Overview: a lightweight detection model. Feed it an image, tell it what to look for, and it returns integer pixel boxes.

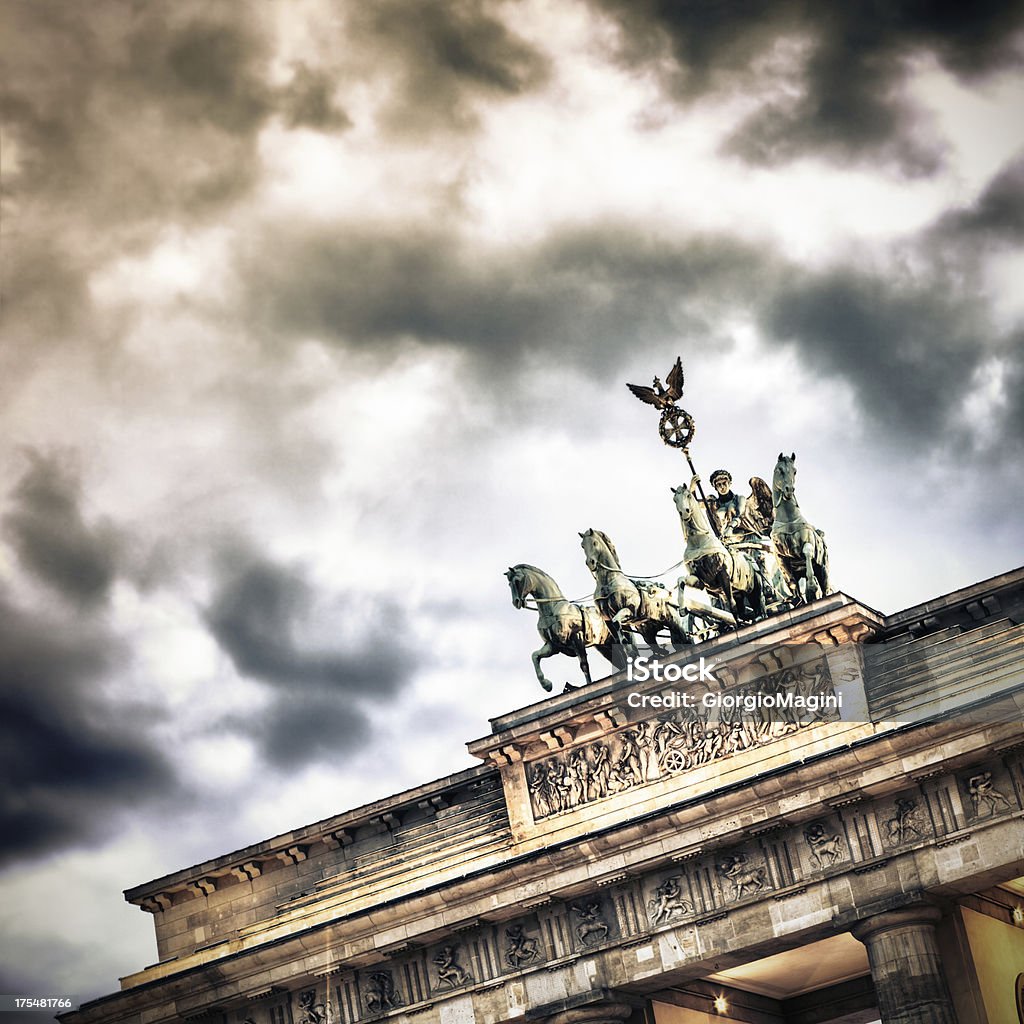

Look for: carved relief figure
[590,743,611,799]
[619,728,645,784]
[433,945,472,989]
[297,990,326,1024]
[608,747,637,792]
[528,764,551,819]
[803,822,844,868]
[967,771,1012,816]
[570,748,590,805]
[884,797,925,846]
[571,901,610,945]
[365,971,400,1013]
[647,877,694,924]
[504,925,541,967]
[716,853,768,900]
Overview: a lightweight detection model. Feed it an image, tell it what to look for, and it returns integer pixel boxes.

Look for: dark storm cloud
[239,220,768,374]
[2,2,277,225]
[280,62,352,132]
[237,210,1022,454]
[767,267,994,439]
[933,153,1024,246]
[589,0,1024,172]
[205,549,415,766]
[0,591,173,866]
[205,552,412,693]
[1002,335,1024,445]
[346,0,549,134]
[244,695,372,769]
[2,452,122,608]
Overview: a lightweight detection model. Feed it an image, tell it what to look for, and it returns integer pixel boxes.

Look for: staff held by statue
[625,357,721,540]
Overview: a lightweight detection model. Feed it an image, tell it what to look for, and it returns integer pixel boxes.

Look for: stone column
[543,1002,635,1024]
[851,904,959,1024]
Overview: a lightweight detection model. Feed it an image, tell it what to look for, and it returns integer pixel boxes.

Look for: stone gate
[61,568,1024,1024]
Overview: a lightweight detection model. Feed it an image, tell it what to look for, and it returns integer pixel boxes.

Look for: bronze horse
[506,563,621,691]
[771,453,829,603]
[580,528,691,655]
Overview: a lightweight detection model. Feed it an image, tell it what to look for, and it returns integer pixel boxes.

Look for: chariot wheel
[658,407,695,449]
[662,749,686,773]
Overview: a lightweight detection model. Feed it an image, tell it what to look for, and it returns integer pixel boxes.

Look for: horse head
[671,478,701,524]
[579,528,619,572]
[672,478,714,540]
[773,452,797,502]
[505,566,525,608]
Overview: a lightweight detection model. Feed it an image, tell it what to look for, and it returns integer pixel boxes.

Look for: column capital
[850,902,943,942]
[543,1004,634,1024]
[527,990,639,1024]
[850,901,956,1024]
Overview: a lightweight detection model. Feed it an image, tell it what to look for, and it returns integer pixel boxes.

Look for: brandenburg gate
[61,362,1024,1024]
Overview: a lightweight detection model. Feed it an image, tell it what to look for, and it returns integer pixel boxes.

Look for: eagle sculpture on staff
[626,355,685,410]
[626,356,694,449]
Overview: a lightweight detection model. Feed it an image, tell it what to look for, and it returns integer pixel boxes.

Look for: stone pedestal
[851,904,958,1024]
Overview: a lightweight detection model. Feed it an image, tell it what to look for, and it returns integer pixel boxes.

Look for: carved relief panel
[526,657,838,821]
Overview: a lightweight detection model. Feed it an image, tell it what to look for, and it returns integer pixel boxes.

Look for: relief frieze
[527,657,837,820]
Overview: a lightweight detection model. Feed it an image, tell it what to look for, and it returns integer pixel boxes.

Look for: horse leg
[814,536,830,596]
[777,550,800,606]
[717,569,739,622]
[573,635,593,688]
[748,569,766,620]
[532,642,557,692]
[640,622,668,657]
[599,642,627,671]
[667,607,692,647]
[611,608,640,663]
[802,540,821,601]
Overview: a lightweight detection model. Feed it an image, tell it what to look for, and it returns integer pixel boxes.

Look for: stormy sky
[1,0,1023,1003]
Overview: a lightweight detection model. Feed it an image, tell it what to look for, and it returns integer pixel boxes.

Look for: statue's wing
[664,357,684,402]
[747,476,774,531]
[627,383,663,407]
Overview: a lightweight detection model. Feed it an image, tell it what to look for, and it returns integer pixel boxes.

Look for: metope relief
[803,820,846,870]
[881,795,930,848]
[647,876,694,924]
[297,990,326,1024]
[432,945,472,989]
[527,659,837,820]
[365,971,401,1014]
[504,924,541,968]
[963,770,1013,819]
[715,852,769,901]
[571,900,611,947]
